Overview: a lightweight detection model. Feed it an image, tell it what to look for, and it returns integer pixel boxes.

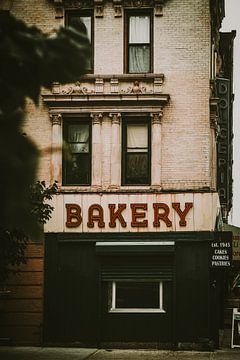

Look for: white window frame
[109,281,165,313]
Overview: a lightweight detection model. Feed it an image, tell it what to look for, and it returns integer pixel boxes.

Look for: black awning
[95,241,175,255]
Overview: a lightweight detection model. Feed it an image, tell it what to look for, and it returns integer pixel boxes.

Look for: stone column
[91,113,102,188]
[101,114,112,188]
[110,113,121,188]
[151,110,163,188]
[50,113,62,184]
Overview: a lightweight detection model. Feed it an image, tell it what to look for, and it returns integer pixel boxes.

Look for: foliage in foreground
[0,181,58,283]
[0,12,90,281]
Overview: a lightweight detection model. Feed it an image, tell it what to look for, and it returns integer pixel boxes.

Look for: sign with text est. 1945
[210,234,232,268]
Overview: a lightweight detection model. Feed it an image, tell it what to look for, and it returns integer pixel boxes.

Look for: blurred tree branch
[0,11,90,280]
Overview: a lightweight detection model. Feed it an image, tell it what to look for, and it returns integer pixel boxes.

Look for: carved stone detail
[113,0,123,17]
[63,0,93,8]
[50,0,169,15]
[123,0,168,14]
[151,111,163,124]
[95,78,104,93]
[94,0,104,16]
[48,76,165,96]
[52,82,60,94]
[154,77,164,93]
[124,80,146,94]
[110,78,119,93]
[109,113,121,125]
[91,112,103,124]
[154,0,164,16]
[54,6,64,19]
[60,81,91,95]
[50,113,62,126]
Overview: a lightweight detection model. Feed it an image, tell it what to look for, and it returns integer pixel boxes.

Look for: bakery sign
[65,202,193,229]
[44,192,220,233]
[210,232,232,268]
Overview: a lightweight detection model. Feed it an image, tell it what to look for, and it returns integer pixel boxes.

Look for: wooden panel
[10,259,44,272]
[0,326,41,345]
[0,285,43,299]
[0,299,42,312]
[0,312,42,326]
[24,243,44,258]
[4,272,43,286]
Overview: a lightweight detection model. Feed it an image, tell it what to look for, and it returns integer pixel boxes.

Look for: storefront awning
[95,241,175,254]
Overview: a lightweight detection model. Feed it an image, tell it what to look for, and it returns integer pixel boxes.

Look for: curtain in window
[68,124,89,153]
[129,15,150,73]
[129,16,150,44]
[126,153,148,183]
[127,124,148,151]
[129,46,150,73]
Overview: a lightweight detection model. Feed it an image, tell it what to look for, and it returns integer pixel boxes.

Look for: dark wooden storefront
[43,232,231,349]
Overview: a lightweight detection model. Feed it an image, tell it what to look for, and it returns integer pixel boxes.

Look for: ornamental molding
[151,111,163,124]
[50,0,169,17]
[90,112,103,124]
[50,113,62,125]
[109,112,121,125]
[50,75,164,96]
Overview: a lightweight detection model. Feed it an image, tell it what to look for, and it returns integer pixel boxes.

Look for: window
[63,120,91,185]
[109,281,165,313]
[122,119,151,185]
[125,11,152,73]
[66,11,93,72]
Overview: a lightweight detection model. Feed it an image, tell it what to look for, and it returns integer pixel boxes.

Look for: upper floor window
[63,119,91,185]
[122,118,151,185]
[66,11,93,72]
[125,11,152,73]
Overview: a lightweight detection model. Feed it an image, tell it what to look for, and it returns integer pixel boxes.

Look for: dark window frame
[122,117,151,186]
[124,9,153,74]
[62,117,92,186]
[65,9,94,73]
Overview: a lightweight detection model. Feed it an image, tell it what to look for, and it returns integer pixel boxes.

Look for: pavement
[0,347,240,360]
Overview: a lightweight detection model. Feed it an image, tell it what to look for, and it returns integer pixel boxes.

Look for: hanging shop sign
[216,78,231,207]
[210,236,232,268]
[44,192,220,233]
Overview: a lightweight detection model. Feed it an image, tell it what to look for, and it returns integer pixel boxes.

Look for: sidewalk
[0,347,240,360]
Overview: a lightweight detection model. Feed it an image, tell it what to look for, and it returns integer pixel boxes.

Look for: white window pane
[129,16,150,44]
[80,16,91,42]
[127,124,148,149]
[129,45,150,73]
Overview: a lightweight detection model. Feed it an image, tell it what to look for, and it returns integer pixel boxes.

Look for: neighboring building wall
[0,243,43,345]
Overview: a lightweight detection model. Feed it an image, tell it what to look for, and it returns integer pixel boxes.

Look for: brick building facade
[0,0,235,349]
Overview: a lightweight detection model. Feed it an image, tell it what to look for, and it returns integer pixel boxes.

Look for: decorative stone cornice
[50,113,62,126]
[150,111,163,124]
[90,112,103,124]
[46,74,165,96]
[109,113,121,125]
[50,0,169,17]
